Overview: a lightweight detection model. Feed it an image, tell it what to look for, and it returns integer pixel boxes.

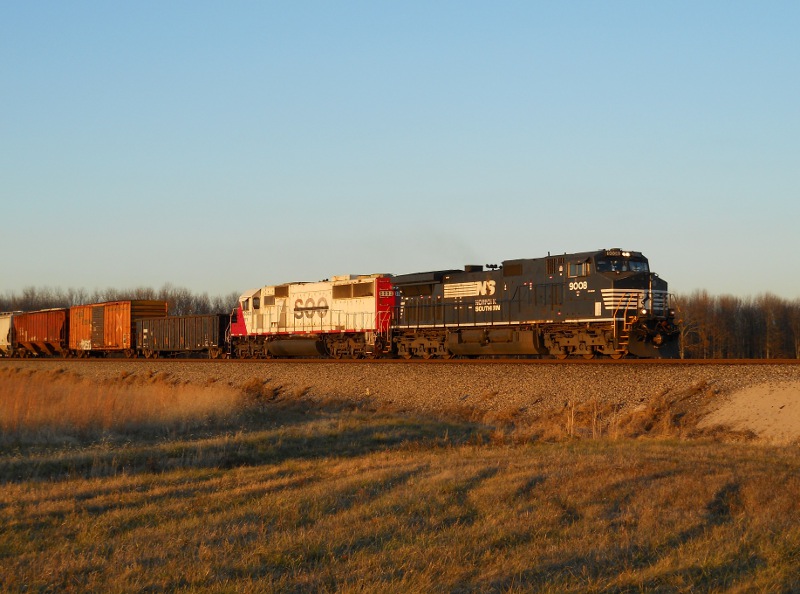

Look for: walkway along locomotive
[230,248,679,359]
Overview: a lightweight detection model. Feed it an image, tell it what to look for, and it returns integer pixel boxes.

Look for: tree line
[675,291,800,359]
[0,285,240,317]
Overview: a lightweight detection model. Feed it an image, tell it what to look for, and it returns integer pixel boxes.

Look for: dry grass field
[2,366,800,592]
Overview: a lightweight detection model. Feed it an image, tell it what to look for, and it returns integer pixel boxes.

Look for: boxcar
[69,300,168,357]
[136,314,229,358]
[12,309,70,357]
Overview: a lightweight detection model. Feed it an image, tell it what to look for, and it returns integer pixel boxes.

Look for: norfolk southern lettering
[475,298,501,312]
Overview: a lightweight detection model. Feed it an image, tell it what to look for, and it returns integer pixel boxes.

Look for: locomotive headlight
[641,308,648,316]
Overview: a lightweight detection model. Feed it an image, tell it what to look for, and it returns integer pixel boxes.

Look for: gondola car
[136,314,229,358]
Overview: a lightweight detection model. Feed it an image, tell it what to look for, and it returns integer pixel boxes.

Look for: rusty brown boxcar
[12,308,69,357]
[136,314,229,358]
[69,300,168,357]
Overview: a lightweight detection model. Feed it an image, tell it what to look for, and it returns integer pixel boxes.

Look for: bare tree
[1,285,240,318]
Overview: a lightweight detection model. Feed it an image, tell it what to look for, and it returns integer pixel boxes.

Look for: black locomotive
[392,248,678,359]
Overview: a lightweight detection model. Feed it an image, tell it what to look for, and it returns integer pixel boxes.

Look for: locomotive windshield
[595,257,649,273]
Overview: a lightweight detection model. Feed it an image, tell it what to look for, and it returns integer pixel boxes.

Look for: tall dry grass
[0,367,245,445]
[2,368,800,591]
[2,436,800,592]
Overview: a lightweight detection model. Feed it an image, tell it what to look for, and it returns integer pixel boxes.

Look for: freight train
[0,248,679,359]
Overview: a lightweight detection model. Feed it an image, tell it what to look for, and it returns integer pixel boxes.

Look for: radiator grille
[601,289,669,313]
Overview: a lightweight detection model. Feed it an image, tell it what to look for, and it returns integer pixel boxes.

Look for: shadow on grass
[484,478,763,593]
[0,405,488,483]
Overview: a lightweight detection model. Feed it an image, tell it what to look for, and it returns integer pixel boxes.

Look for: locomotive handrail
[252,306,387,334]
[612,291,639,342]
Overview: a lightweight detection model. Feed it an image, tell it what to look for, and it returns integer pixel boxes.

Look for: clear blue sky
[2,2,798,299]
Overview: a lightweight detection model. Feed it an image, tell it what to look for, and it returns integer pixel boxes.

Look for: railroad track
[2,357,799,366]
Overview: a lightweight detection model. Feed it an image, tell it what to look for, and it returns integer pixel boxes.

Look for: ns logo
[479,280,496,296]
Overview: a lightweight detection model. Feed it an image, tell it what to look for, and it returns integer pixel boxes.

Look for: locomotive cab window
[595,258,649,273]
[252,297,260,310]
[242,299,250,311]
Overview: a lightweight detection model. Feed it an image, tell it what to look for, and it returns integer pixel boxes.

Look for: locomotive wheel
[609,353,623,360]
[582,354,595,360]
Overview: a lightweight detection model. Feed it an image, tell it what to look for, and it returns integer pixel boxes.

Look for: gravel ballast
[4,360,799,423]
